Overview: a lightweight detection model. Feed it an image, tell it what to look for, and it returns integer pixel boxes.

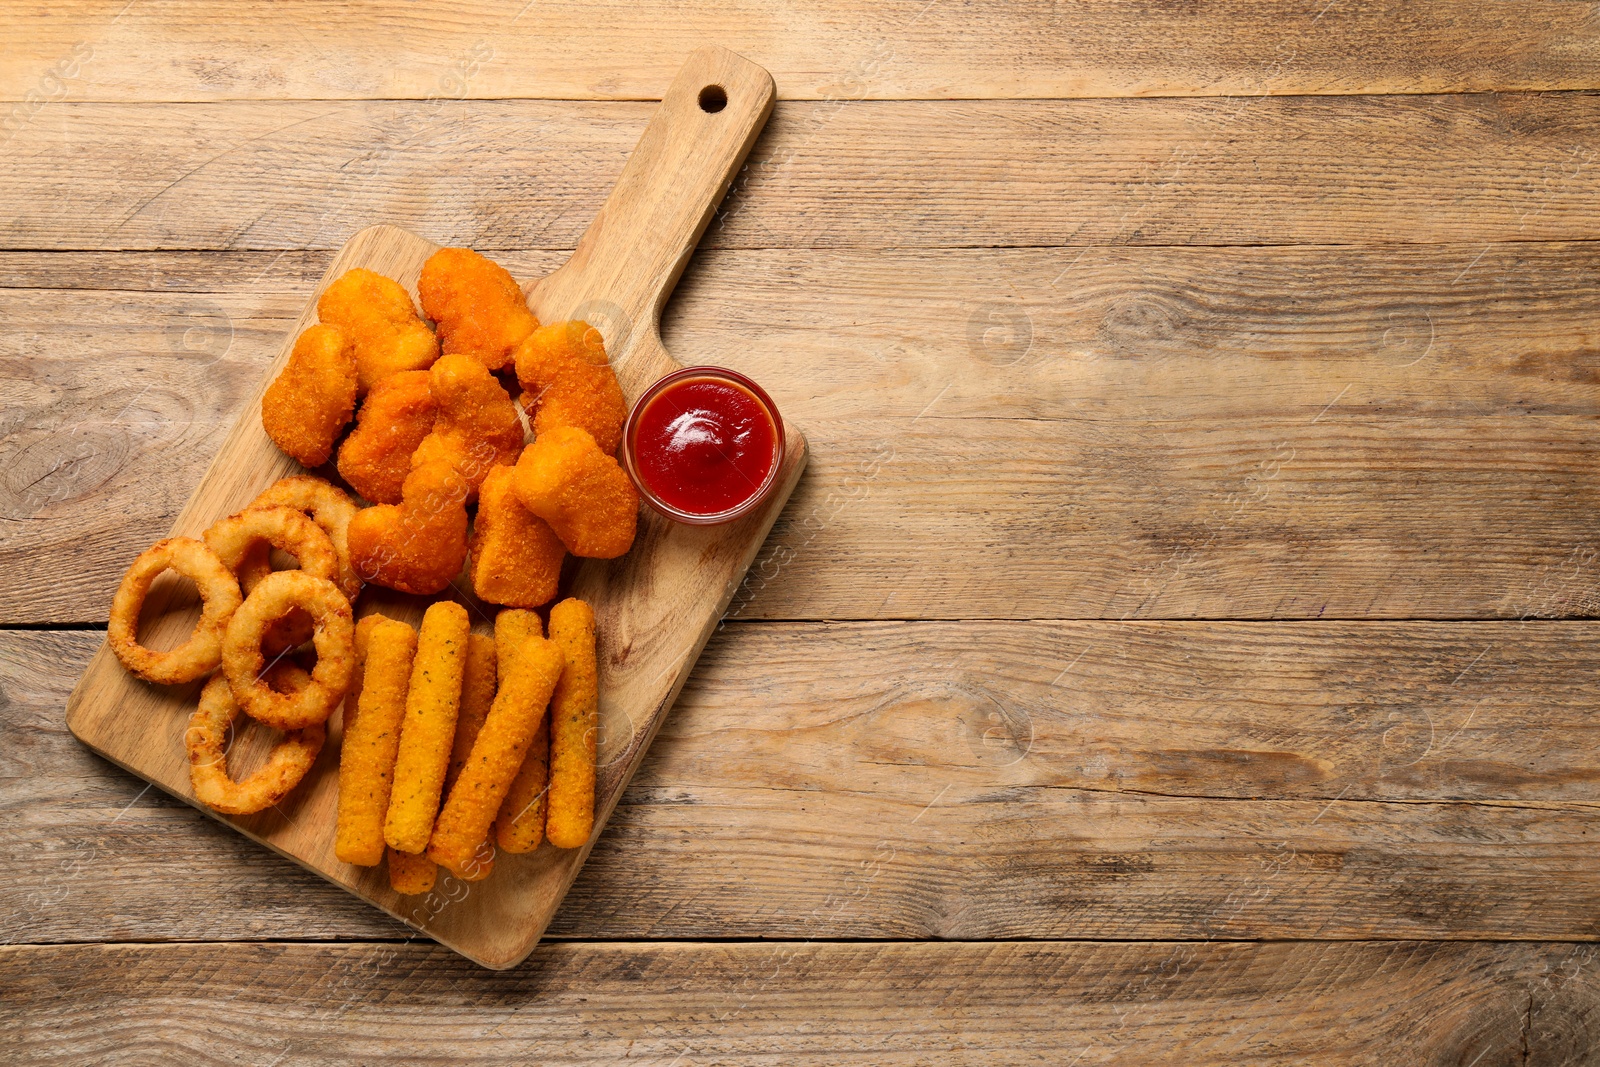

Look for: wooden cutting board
[65,46,805,970]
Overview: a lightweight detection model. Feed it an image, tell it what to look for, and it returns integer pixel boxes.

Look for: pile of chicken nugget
[106,248,636,895]
[271,246,638,593]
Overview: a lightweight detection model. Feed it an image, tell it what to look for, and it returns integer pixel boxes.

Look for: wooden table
[5,3,1600,1062]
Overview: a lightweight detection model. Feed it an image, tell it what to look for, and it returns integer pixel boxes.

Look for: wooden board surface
[60,47,806,969]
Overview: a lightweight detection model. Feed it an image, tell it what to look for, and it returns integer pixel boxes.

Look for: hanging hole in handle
[698,84,727,113]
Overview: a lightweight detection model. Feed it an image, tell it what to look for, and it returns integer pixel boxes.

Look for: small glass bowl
[620,365,786,526]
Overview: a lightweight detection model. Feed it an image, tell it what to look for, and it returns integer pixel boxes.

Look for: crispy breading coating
[492,610,548,853]
[336,617,418,866]
[428,634,562,878]
[316,268,439,394]
[387,846,437,895]
[344,612,390,730]
[468,464,564,608]
[337,369,438,505]
[384,601,469,854]
[512,425,639,559]
[446,633,498,794]
[187,673,325,816]
[204,505,340,590]
[205,502,341,659]
[545,598,599,849]
[513,320,627,455]
[418,248,538,371]
[242,476,364,601]
[220,570,355,732]
[346,460,470,595]
[108,537,242,685]
[262,323,358,467]
[493,609,543,661]
[410,354,526,497]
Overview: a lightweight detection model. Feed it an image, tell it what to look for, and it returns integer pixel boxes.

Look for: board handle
[531,47,775,379]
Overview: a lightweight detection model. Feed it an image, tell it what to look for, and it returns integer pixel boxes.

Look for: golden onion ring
[222,570,355,730]
[238,476,363,600]
[185,672,325,815]
[107,537,243,684]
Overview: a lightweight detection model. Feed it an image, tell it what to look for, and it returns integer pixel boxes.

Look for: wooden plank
[8,241,1600,624]
[14,625,1600,944]
[2,939,1590,1064]
[7,95,1600,251]
[4,632,401,944]
[4,0,1598,103]
[13,241,1600,421]
[63,49,807,970]
[8,408,1600,623]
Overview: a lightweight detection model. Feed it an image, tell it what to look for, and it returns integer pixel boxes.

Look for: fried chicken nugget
[512,425,638,559]
[262,324,358,467]
[316,268,439,394]
[492,610,549,853]
[418,248,538,371]
[385,601,469,854]
[428,633,562,879]
[468,464,564,608]
[513,320,628,455]
[336,616,417,866]
[545,598,599,849]
[346,460,469,595]
[410,354,526,497]
[336,369,438,505]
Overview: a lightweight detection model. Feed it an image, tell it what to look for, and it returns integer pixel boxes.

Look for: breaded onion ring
[108,537,244,684]
[207,504,342,656]
[238,476,364,600]
[205,505,340,589]
[222,570,355,730]
[185,673,325,815]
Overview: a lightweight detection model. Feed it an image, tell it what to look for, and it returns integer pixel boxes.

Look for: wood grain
[17,625,1600,944]
[4,0,1598,102]
[9,0,1600,1053]
[62,48,807,969]
[11,408,1600,623]
[9,94,1600,251]
[10,236,1600,626]
[4,940,1594,1064]
[15,241,1600,421]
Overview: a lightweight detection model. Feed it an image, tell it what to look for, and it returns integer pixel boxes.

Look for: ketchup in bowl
[622,367,785,525]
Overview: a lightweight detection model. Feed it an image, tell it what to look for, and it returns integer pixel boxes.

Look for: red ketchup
[625,368,783,523]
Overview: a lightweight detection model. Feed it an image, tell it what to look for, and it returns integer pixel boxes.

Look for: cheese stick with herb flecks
[545,598,598,849]
[384,601,469,854]
[492,609,548,853]
[335,616,416,866]
[429,634,562,878]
